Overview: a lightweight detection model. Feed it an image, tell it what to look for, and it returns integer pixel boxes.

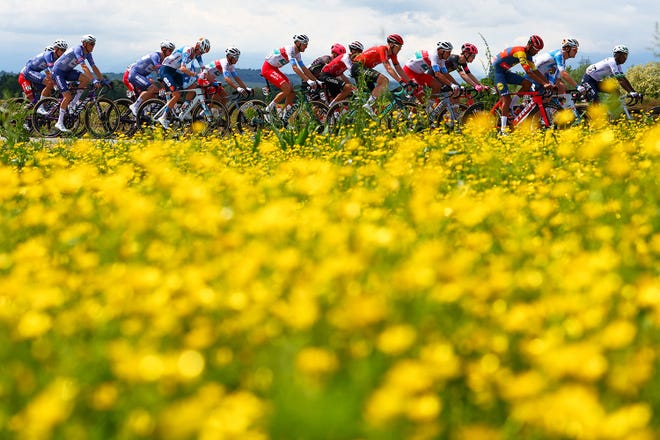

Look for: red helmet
[461,43,478,55]
[527,35,544,50]
[331,43,346,56]
[386,34,404,45]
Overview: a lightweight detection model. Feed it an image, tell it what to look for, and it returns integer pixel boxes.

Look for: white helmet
[613,44,629,54]
[349,41,364,52]
[160,40,175,51]
[196,37,211,53]
[436,41,453,51]
[561,38,579,48]
[293,34,310,44]
[44,45,54,52]
[53,39,68,50]
[225,47,241,58]
[81,34,96,44]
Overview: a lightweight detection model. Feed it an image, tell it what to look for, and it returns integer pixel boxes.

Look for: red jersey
[355,45,399,69]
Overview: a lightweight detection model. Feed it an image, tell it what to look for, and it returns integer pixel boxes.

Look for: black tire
[235,99,268,133]
[433,103,468,131]
[84,98,120,138]
[384,102,424,133]
[325,100,354,135]
[32,97,61,137]
[527,103,562,130]
[136,98,166,131]
[114,98,138,137]
[288,100,328,133]
[191,99,230,136]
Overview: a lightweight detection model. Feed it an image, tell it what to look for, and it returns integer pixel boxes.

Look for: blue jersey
[131,51,162,76]
[161,46,203,71]
[534,49,565,77]
[24,50,57,73]
[53,45,95,73]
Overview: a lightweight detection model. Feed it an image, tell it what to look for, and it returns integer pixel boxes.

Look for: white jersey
[404,49,447,74]
[585,57,625,81]
[265,45,304,68]
[206,58,238,80]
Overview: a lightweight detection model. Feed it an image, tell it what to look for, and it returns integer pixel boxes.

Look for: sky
[1,0,658,78]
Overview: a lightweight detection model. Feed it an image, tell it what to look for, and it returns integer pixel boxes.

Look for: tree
[626,62,660,98]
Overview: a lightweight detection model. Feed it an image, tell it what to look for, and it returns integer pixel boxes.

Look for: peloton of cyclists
[51,34,111,132]
[319,41,364,107]
[18,40,68,104]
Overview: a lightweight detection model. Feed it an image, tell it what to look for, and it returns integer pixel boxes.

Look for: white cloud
[2,0,657,77]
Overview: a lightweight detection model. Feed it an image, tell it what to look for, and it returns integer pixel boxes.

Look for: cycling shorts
[159,65,183,91]
[52,69,81,93]
[403,66,436,88]
[493,66,525,96]
[350,62,381,91]
[318,72,347,99]
[128,69,152,92]
[261,61,290,89]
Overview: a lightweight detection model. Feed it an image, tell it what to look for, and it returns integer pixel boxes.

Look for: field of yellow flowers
[1,111,659,439]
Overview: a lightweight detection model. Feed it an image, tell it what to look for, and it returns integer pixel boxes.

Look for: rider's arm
[560,70,577,88]
[617,76,636,93]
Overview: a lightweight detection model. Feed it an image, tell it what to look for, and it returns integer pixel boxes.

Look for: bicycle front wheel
[384,102,424,133]
[114,97,138,137]
[84,98,120,138]
[32,97,61,137]
[235,99,267,133]
[433,103,468,132]
[136,99,166,131]
[192,100,230,136]
[325,100,354,135]
[288,100,328,133]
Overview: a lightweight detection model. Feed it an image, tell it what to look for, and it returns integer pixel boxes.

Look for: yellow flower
[377,324,417,355]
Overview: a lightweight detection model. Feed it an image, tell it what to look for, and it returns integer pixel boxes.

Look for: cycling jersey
[205,58,238,80]
[355,45,399,68]
[584,57,625,81]
[53,45,95,73]
[534,49,565,77]
[493,46,535,73]
[131,52,162,76]
[264,45,304,68]
[24,50,57,74]
[309,55,332,77]
[444,54,472,75]
[404,49,447,74]
[321,53,353,77]
[162,46,203,70]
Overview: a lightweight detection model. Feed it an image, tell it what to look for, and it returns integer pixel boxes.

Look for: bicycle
[114,87,167,137]
[462,89,560,133]
[32,82,120,138]
[326,85,423,135]
[135,80,230,137]
[425,87,489,132]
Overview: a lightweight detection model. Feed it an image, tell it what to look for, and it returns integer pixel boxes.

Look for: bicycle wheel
[460,102,498,130]
[433,103,468,132]
[288,100,328,133]
[526,103,562,131]
[32,97,61,137]
[235,99,267,133]
[192,100,230,136]
[384,102,424,133]
[325,100,354,135]
[136,98,166,131]
[114,97,138,137]
[84,98,120,138]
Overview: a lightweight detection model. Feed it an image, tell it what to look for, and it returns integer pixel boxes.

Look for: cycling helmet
[387,34,404,45]
[461,43,478,55]
[160,40,175,51]
[331,43,346,56]
[613,44,629,54]
[226,47,241,58]
[436,41,453,51]
[53,40,68,50]
[349,41,364,52]
[527,35,544,50]
[293,34,310,44]
[196,37,211,53]
[81,34,96,45]
[44,45,55,52]
[561,38,579,48]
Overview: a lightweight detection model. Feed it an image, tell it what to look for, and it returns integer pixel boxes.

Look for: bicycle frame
[492,91,552,129]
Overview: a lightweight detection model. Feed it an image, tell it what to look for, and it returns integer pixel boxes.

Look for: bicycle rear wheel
[433,103,468,132]
[384,102,424,133]
[136,99,166,131]
[84,98,120,138]
[235,99,267,133]
[288,100,328,133]
[192,100,230,136]
[32,97,61,137]
[114,97,138,137]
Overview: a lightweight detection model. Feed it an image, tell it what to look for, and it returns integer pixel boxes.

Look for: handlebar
[624,93,643,106]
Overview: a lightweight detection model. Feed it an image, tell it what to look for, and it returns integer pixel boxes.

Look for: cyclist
[203,47,252,105]
[403,41,460,101]
[445,43,489,92]
[18,39,68,103]
[320,41,364,106]
[51,34,110,132]
[127,41,176,115]
[492,35,554,133]
[262,34,320,119]
[531,38,580,94]
[157,37,211,128]
[351,33,413,117]
[579,45,639,103]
